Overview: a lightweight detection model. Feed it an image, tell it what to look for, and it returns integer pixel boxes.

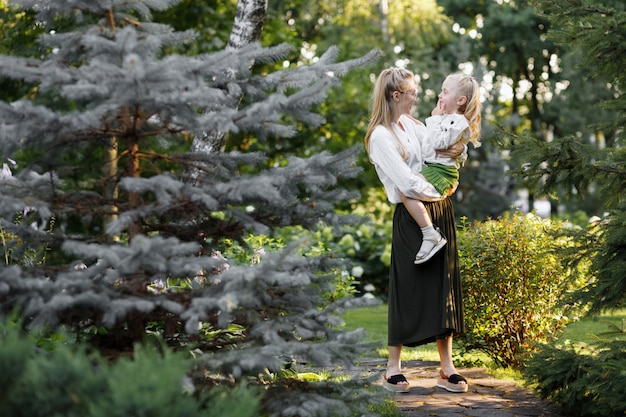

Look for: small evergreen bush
[0,321,261,417]
[523,340,626,417]
[457,211,589,367]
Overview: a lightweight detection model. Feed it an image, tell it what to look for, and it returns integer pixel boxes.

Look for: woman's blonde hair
[364,67,415,160]
[445,73,482,147]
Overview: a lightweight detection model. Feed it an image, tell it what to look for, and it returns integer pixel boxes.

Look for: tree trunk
[126,124,142,240]
[228,0,268,49]
[188,0,268,162]
[103,7,119,239]
[103,136,119,242]
[380,0,390,45]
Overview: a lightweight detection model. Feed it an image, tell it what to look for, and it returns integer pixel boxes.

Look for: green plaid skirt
[421,163,459,196]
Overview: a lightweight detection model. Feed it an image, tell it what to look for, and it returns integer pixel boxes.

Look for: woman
[364,67,468,393]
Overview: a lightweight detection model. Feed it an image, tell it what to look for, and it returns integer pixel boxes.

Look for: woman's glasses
[399,89,417,97]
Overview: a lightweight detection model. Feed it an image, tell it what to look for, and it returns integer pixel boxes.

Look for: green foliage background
[1,0,625,415]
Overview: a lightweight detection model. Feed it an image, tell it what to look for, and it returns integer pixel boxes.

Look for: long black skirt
[387,198,464,347]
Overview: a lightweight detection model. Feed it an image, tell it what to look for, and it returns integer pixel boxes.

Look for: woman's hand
[436,141,465,159]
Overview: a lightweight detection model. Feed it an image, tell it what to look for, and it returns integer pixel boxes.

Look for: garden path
[337,358,564,417]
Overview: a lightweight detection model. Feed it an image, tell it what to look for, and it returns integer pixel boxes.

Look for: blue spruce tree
[0,0,382,415]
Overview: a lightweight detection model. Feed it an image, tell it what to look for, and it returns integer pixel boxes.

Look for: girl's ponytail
[446,74,482,147]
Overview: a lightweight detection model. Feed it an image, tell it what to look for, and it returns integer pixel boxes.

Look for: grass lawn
[341,303,626,376]
[557,309,626,344]
[341,303,441,362]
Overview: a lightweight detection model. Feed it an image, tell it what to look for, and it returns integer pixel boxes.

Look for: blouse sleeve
[369,126,443,202]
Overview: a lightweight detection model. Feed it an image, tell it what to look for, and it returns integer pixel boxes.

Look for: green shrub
[0,212,52,267]
[0,321,260,417]
[523,340,626,417]
[0,320,34,396]
[457,212,589,367]
[270,221,380,298]
[325,187,393,297]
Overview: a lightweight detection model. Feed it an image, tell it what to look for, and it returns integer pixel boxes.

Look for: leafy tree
[439,0,557,133]
[439,0,623,219]
[436,0,557,217]
[0,0,383,415]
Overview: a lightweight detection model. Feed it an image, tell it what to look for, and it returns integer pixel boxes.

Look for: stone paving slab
[352,358,564,417]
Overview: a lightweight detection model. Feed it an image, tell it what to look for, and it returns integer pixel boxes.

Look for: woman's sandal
[436,369,468,393]
[382,373,410,393]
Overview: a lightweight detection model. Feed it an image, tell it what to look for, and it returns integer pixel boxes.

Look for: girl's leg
[399,193,431,227]
[399,195,447,264]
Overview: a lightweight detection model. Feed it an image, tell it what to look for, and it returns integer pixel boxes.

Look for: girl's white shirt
[368,114,443,203]
[422,114,470,169]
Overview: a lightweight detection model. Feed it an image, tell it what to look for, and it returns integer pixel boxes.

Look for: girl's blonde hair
[364,67,414,161]
[445,73,482,147]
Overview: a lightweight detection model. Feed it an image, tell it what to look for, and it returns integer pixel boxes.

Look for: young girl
[403,74,482,264]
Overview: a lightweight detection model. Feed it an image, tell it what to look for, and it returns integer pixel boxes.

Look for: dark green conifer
[515,1,626,415]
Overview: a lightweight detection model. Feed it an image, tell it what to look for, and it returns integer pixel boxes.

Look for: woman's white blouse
[368,114,443,204]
